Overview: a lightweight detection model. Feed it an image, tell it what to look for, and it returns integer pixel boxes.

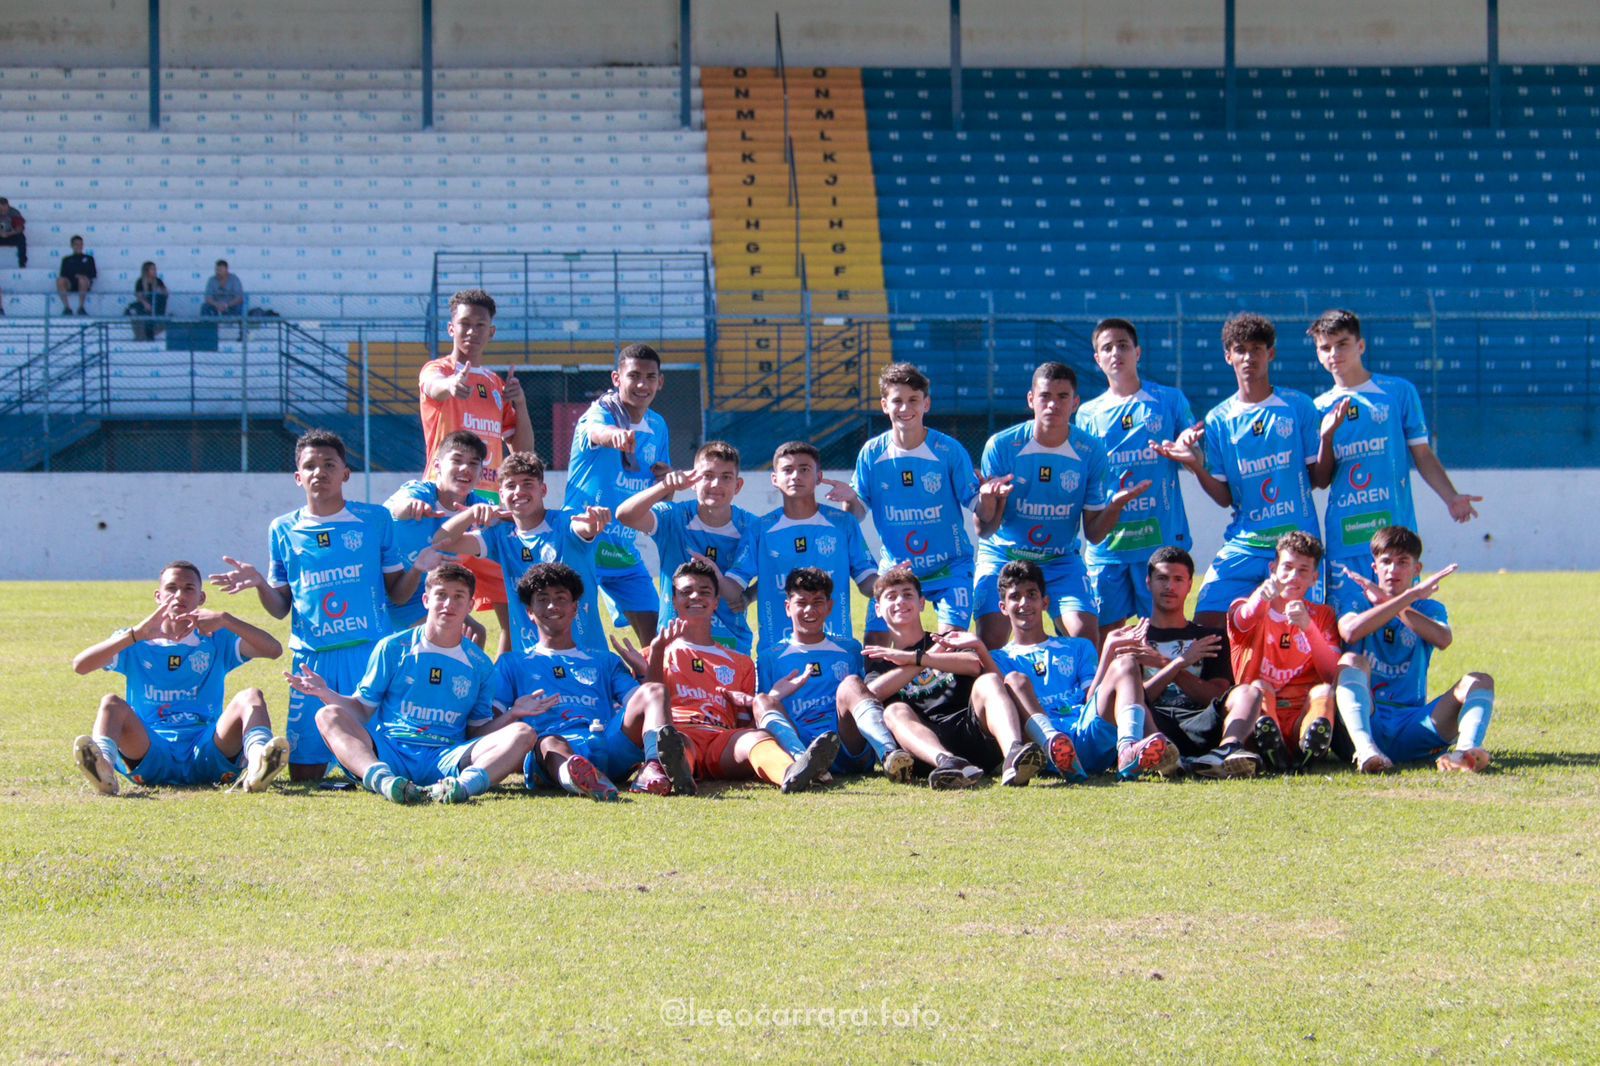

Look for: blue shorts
[1373,698,1449,763]
[120,724,243,787]
[525,715,645,787]
[975,554,1096,620]
[593,531,661,620]
[1047,692,1118,776]
[1324,553,1376,619]
[865,560,975,633]
[355,732,476,787]
[1085,558,1154,624]
[287,643,376,766]
[1196,542,1325,615]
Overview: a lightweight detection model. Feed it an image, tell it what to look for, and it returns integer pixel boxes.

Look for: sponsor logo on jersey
[321,591,352,619]
[399,701,463,728]
[905,531,930,556]
[315,531,332,548]
[428,667,443,684]
[1237,450,1292,477]
[1348,463,1373,490]
[1346,404,1360,422]
[691,657,705,672]
[521,546,534,562]
[1038,464,1053,483]
[167,654,182,671]
[886,504,943,524]
[1251,418,1266,437]
[1279,633,1292,649]
[553,665,566,678]
[303,563,364,591]
[1025,524,1053,547]
[476,383,488,399]
[794,537,807,554]
[806,661,822,677]
[462,411,502,435]
[704,545,718,561]
[1260,478,1279,503]
[1033,659,1047,676]
[901,470,915,487]
[1120,413,1135,431]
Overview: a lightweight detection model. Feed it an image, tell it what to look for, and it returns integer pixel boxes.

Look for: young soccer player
[1138,546,1231,764]
[646,559,838,795]
[1306,309,1482,616]
[565,343,674,644]
[846,362,980,644]
[1075,319,1197,632]
[975,362,1152,649]
[754,567,915,783]
[722,441,877,646]
[1156,313,1324,629]
[431,451,611,655]
[71,561,288,795]
[1193,531,1341,777]
[287,563,537,804]
[385,429,490,636]
[863,565,1046,788]
[616,440,755,652]
[1332,526,1491,773]
[418,289,534,652]
[209,429,405,781]
[989,560,1180,781]
[490,563,669,801]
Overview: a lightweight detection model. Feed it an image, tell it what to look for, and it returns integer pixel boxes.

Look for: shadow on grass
[1485,750,1600,771]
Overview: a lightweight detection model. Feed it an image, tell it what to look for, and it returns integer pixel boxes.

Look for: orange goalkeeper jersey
[418,356,519,494]
[1227,600,1339,695]
[661,639,756,730]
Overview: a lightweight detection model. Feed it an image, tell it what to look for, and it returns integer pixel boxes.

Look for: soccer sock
[1115,704,1148,752]
[1335,666,1378,754]
[849,697,898,761]
[757,710,807,756]
[642,727,660,763]
[457,765,491,797]
[747,738,794,786]
[1455,689,1495,751]
[92,735,122,772]
[242,725,272,761]
[361,761,396,796]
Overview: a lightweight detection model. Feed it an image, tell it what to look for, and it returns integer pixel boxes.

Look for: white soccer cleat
[239,736,291,793]
[72,735,119,796]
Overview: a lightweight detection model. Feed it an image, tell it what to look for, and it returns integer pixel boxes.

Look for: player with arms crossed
[1074,319,1197,632]
[210,429,406,781]
[1157,314,1324,629]
[418,289,534,652]
[1332,526,1493,773]
[976,362,1152,649]
[72,561,287,795]
[1306,308,1481,617]
[289,563,538,804]
[565,343,674,644]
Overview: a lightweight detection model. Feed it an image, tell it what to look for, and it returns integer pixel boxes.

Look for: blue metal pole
[148,0,160,131]
[1224,0,1237,133]
[680,0,693,130]
[1486,0,1501,129]
[950,0,963,132]
[421,0,434,130]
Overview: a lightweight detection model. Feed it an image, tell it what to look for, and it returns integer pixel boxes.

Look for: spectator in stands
[56,236,97,316]
[0,198,24,268]
[127,260,169,340]
[201,259,245,317]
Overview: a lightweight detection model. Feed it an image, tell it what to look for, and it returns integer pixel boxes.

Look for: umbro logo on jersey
[167,654,182,671]
[1120,413,1135,430]
[901,470,915,487]
[806,661,822,677]
[521,547,534,562]
[691,658,705,673]
[315,531,332,548]
[553,666,566,678]
[428,667,443,684]
[1038,465,1053,482]
[794,537,808,553]
[1252,419,1266,437]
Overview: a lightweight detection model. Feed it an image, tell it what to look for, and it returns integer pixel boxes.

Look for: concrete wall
[3,0,1597,69]
[9,468,1589,582]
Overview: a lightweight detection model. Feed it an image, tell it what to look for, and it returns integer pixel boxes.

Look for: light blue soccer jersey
[726,507,877,642]
[471,511,602,654]
[384,479,490,628]
[267,502,404,653]
[852,428,979,580]
[757,634,864,745]
[104,628,247,735]
[565,399,672,565]
[1353,597,1448,710]
[491,644,640,737]
[1202,390,1322,555]
[1075,382,1196,563]
[1315,374,1430,559]
[355,628,496,747]
[650,499,755,650]
[991,636,1100,718]
[978,422,1109,567]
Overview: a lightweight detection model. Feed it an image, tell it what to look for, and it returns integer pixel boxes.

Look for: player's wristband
[914,647,925,667]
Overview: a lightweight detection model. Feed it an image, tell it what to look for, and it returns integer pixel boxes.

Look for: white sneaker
[238,736,291,792]
[72,735,119,796]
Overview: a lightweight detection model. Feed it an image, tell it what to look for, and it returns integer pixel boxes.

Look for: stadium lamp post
[680,0,693,130]
[147,0,160,131]
[949,0,963,133]
[1486,0,1501,129]
[421,0,434,130]
[1223,0,1237,133]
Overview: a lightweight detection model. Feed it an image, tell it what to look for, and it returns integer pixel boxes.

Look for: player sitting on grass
[863,565,1046,789]
[1193,531,1341,777]
[722,441,877,645]
[754,567,915,784]
[988,560,1179,782]
[1138,547,1232,765]
[72,560,288,795]
[385,429,491,643]
[644,558,838,796]
[209,428,406,782]
[490,563,669,801]
[1332,526,1492,773]
[432,451,611,655]
[288,563,537,805]
[616,440,755,652]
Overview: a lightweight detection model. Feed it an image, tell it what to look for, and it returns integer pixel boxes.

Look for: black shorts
[916,707,1003,774]
[1150,700,1226,757]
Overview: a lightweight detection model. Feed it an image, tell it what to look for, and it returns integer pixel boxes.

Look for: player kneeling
[990,561,1180,782]
[1332,526,1492,773]
[492,562,668,801]
[71,561,288,795]
[641,559,837,795]
[754,567,915,784]
[288,563,537,804]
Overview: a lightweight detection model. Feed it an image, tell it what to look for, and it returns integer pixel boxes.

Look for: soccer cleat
[1253,716,1293,775]
[1354,748,1394,774]
[1116,733,1175,781]
[423,777,471,804]
[1001,740,1045,787]
[565,755,619,801]
[881,747,915,785]
[72,735,118,796]
[628,759,673,796]
[238,736,291,793]
[1222,745,1262,778]
[654,725,697,796]
[1047,732,1087,781]
[1437,748,1492,773]
[1188,747,1228,779]
[378,775,422,805]
[781,732,841,794]
[1298,717,1334,769]
[928,753,982,790]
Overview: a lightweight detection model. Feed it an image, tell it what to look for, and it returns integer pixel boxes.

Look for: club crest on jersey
[428,667,443,685]
[1148,414,1164,434]
[315,531,332,548]
[1120,413,1135,431]
[167,654,183,671]
[832,661,849,680]
[1276,418,1294,439]
[816,535,839,556]
[341,530,363,552]
[691,657,705,673]
[901,470,915,487]
[714,665,736,685]
[573,667,598,687]
[1371,404,1391,424]
[452,676,471,700]
[492,390,502,408]
[921,471,942,495]
[1059,470,1081,491]
[793,537,808,554]
[553,665,566,678]
[1400,628,1417,649]
[806,661,823,677]
[189,651,211,675]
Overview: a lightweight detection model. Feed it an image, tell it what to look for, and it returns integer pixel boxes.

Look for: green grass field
[4,575,1599,1064]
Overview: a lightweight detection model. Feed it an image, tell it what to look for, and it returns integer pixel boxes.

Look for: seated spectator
[0,198,24,268]
[201,259,245,317]
[126,260,169,340]
[57,235,97,316]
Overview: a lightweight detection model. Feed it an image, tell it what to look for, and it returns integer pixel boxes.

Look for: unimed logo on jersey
[691,657,705,673]
[793,536,807,553]
[1121,413,1135,430]
[1252,419,1266,437]
[901,470,915,487]
[428,667,443,684]
[315,531,332,548]
[167,654,182,671]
